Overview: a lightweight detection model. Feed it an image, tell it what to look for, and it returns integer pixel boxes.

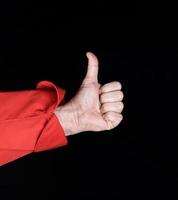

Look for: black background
[0,2,176,199]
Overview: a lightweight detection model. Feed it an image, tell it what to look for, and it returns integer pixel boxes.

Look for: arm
[0,80,68,166]
[0,52,124,167]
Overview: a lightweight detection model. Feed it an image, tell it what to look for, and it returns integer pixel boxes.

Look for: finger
[100,81,122,93]
[100,90,124,103]
[100,101,124,114]
[103,112,123,130]
[82,52,99,85]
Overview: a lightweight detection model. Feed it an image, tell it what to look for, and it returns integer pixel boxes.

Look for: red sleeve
[0,80,68,167]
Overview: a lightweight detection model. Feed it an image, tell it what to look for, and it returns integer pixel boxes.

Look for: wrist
[54,102,81,136]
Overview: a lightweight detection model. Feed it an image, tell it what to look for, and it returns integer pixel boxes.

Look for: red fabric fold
[0,80,68,167]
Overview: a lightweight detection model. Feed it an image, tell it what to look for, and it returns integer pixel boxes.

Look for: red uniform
[0,80,68,166]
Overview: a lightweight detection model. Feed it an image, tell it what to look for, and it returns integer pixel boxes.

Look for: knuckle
[118,91,124,99]
[114,81,122,89]
[118,113,123,120]
[119,102,124,109]
[101,83,109,89]
[119,114,123,121]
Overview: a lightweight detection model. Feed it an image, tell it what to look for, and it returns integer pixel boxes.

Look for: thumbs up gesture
[54,52,124,136]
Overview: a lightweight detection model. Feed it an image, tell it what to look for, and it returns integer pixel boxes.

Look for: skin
[54,52,124,136]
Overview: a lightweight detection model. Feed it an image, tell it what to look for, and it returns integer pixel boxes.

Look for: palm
[70,82,108,132]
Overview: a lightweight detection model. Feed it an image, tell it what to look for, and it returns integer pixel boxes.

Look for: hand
[54,52,124,136]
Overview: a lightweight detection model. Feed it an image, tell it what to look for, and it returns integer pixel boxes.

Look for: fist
[55,52,124,136]
[99,81,124,130]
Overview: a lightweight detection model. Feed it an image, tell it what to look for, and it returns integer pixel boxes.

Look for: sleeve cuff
[34,80,68,152]
[36,80,66,109]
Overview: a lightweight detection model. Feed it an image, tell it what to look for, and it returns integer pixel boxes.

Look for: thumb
[82,52,99,85]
